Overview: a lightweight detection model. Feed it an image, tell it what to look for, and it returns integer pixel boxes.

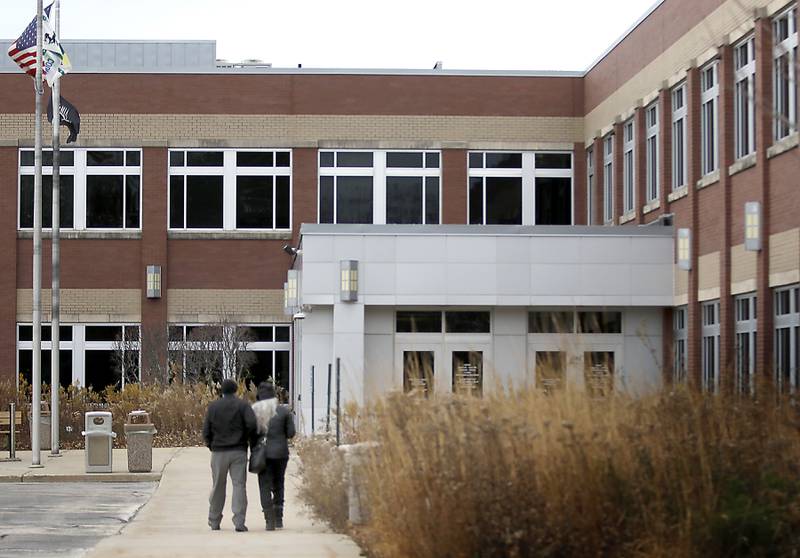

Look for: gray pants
[208,449,248,529]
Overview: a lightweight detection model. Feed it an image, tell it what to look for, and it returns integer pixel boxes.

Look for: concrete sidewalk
[85,447,363,558]
[0,448,179,482]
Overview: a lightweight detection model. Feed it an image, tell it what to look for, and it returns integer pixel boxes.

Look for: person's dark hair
[220,379,238,395]
[257,381,276,401]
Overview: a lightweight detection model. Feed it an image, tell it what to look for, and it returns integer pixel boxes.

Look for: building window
[320,150,440,225]
[774,284,799,392]
[586,147,594,225]
[169,149,291,231]
[396,310,491,334]
[16,324,74,390]
[622,119,635,214]
[529,311,575,334]
[645,103,659,200]
[700,62,719,175]
[673,306,687,384]
[773,5,798,141]
[734,35,756,159]
[578,311,622,334]
[19,148,141,230]
[735,293,757,394]
[468,151,572,225]
[671,84,687,191]
[701,300,720,393]
[603,135,614,223]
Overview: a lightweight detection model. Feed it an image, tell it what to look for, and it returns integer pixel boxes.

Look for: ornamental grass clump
[356,387,800,557]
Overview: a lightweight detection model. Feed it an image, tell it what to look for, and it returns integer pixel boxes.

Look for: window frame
[622,119,635,214]
[773,5,798,141]
[701,300,720,393]
[774,284,799,393]
[734,293,757,395]
[603,135,614,223]
[645,103,660,200]
[671,83,687,191]
[700,61,719,175]
[673,306,687,384]
[734,35,756,159]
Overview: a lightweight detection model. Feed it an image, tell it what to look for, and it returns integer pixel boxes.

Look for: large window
[603,135,614,223]
[169,149,291,231]
[645,103,659,200]
[528,310,622,334]
[319,150,441,225]
[700,62,719,175]
[396,310,491,334]
[586,147,594,225]
[671,84,687,191]
[774,284,799,392]
[19,148,140,230]
[17,323,74,390]
[774,5,798,141]
[735,293,757,394]
[622,119,635,214]
[701,300,720,393]
[673,306,687,384]
[468,151,573,225]
[734,35,756,159]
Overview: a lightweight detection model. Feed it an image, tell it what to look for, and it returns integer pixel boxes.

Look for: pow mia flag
[46,96,81,143]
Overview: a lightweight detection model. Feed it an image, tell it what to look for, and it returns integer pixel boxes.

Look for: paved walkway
[85,447,362,558]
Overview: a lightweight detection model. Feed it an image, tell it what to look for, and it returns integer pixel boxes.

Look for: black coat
[202,394,258,452]
[259,405,296,460]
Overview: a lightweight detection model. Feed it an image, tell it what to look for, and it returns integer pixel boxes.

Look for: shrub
[295,436,350,532]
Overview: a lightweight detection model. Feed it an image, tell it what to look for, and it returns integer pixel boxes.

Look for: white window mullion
[373,151,387,225]
[222,150,236,230]
[522,152,535,226]
[75,149,87,230]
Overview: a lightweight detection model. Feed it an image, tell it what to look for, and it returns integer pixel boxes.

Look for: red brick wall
[442,150,467,224]
[0,147,17,382]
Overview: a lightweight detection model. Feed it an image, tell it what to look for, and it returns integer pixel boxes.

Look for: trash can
[124,410,157,473]
[82,411,116,473]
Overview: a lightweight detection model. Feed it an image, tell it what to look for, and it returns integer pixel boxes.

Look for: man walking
[202,378,257,532]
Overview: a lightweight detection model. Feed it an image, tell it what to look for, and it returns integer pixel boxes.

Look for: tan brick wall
[674,265,689,298]
[769,228,800,287]
[731,243,758,294]
[167,289,287,324]
[698,251,721,301]
[585,0,772,141]
[16,289,140,322]
[0,114,584,146]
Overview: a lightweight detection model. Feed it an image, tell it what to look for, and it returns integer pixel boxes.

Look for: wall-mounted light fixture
[677,228,692,271]
[744,202,761,251]
[146,265,162,298]
[340,260,358,302]
[286,270,299,308]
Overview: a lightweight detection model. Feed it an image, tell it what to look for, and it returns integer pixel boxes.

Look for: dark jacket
[202,394,258,452]
[256,404,296,459]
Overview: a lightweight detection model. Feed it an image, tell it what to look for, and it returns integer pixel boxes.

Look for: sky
[0,0,658,71]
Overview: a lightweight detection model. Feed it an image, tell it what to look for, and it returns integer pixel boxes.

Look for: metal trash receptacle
[124,410,157,473]
[82,411,116,473]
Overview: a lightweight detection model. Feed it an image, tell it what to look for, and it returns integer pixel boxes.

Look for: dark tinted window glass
[85,325,123,341]
[61,151,74,166]
[468,152,483,168]
[169,151,185,167]
[320,152,334,167]
[445,311,491,333]
[275,176,290,229]
[126,151,141,166]
[275,326,290,342]
[336,176,373,224]
[125,176,140,228]
[21,151,34,166]
[236,176,273,229]
[59,326,73,341]
[579,311,622,334]
[386,176,423,224]
[18,349,73,390]
[169,176,184,228]
[536,351,566,392]
[336,152,373,167]
[386,152,423,168]
[19,325,71,342]
[404,351,434,397]
[425,152,440,168]
[485,177,522,224]
[529,311,574,333]
[452,351,483,396]
[18,325,32,341]
[85,350,120,391]
[275,151,290,167]
[237,151,273,167]
[535,177,572,225]
[486,152,522,168]
[87,150,124,166]
[469,177,483,224]
[275,350,290,394]
[535,153,572,169]
[86,175,124,228]
[20,175,74,228]
[168,326,184,342]
[249,326,273,342]
[21,150,74,166]
[186,176,223,228]
[246,350,274,386]
[396,311,442,333]
[124,325,140,341]
[186,151,224,167]
[319,176,334,223]
[425,176,440,224]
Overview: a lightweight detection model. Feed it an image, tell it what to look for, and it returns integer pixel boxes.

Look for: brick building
[0,0,797,429]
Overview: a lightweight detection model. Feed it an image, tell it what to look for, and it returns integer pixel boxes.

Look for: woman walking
[252,381,296,530]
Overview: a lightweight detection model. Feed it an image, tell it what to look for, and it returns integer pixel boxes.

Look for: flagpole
[31,0,44,468]
[50,0,62,457]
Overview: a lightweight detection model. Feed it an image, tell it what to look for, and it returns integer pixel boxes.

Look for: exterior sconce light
[146,265,161,298]
[286,270,299,308]
[677,229,691,271]
[744,202,761,251]
[340,260,358,302]
[283,281,291,316]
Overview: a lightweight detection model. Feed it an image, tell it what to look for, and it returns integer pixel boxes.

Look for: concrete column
[333,302,366,409]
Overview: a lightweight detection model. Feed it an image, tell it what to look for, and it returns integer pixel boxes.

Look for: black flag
[46,96,81,143]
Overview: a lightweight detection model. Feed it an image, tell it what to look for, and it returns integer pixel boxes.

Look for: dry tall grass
[350,388,800,557]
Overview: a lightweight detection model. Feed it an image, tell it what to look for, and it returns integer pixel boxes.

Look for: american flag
[6,5,52,78]
[7,4,69,85]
